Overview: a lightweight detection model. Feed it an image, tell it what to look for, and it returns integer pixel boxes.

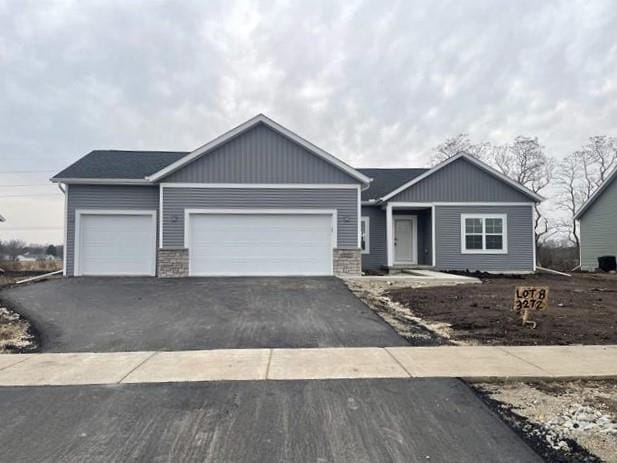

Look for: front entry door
[394,217,416,264]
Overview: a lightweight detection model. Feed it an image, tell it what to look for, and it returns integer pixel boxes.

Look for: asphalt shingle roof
[358,168,429,201]
[52,151,430,201]
[52,150,188,180]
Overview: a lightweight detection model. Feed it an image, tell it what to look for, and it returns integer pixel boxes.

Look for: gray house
[575,166,617,271]
[51,114,541,277]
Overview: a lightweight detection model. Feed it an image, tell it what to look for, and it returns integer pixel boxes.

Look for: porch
[385,203,435,270]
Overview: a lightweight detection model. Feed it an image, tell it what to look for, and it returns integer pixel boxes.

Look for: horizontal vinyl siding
[435,205,534,272]
[66,185,159,276]
[162,187,358,249]
[361,206,387,269]
[580,177,617,270]
[390,157,531,203]
[164,124,358,184]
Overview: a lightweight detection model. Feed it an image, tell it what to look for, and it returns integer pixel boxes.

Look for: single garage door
[188,212,334,276]
[76,212,156,276]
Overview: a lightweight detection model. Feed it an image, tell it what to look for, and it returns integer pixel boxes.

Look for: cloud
[0,0,616,242]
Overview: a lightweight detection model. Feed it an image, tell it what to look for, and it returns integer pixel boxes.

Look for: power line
[0,184,56,187]
[0,170,59,174]
[0,193,62,198]
[0,227,63,230]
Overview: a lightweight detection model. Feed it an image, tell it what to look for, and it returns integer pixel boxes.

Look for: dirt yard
[386,273,617,345]
[474,380,617,463]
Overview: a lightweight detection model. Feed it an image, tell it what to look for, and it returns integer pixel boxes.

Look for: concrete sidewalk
[1,345,616,386]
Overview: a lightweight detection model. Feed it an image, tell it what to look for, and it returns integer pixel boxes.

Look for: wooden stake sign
[513,287,549,329]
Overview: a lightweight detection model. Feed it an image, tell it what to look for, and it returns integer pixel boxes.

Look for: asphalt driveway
[0,378,540,462]
[0,277,407,352]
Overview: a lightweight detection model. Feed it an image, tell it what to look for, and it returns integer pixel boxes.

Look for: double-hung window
[461,214,507,254]
[360,217,370,254]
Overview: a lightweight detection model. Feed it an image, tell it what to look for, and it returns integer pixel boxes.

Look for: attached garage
[186,210,336,276]
[75,210,157,276]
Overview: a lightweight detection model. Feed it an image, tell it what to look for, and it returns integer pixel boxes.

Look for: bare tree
[2,239,27,261]
[489,136,554,257]
[431,134,490,164]
[554,137,617,250]
[555,153,588,248]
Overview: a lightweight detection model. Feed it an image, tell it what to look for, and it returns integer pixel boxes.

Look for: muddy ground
[386,273,617,345]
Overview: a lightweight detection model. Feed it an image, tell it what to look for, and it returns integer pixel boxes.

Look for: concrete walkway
[1,345,616,386]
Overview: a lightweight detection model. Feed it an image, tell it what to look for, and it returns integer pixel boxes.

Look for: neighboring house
[574,166,617,271]
[15,253,57,262]
[51,114,541,278]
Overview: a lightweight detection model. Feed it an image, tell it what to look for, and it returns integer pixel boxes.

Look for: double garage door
[188,212,335,276]
[75,211,334,276]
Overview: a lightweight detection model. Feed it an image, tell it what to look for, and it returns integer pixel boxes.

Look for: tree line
[0,240,63,261]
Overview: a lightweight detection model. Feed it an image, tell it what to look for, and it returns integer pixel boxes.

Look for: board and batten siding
[434,205,534,271]
[163,123,358,184]
[162,187,358,249]
[65,185,160,276]
[389,157,531,203]
[579,176,617,270]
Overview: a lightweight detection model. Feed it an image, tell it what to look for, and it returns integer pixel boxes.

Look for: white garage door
[76,212,156,276]
[188,212,334,276]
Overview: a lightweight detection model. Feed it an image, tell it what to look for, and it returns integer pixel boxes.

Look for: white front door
[394,217,417,264]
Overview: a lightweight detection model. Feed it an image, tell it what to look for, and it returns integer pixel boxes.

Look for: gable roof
[574,165,617,219]
[146,114,371,184]
[51,150,187,183]
[379,153,544,202]
[358,168,428,201]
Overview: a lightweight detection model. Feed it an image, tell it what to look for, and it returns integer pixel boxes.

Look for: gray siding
[162,187,358,249]
[65,185,159,276]
[360,207,432,269]
[416,209,433,265]
[435,205,534,271]
[361,206,387,269]
[390,157,531,203]
[580,177,617,270]
[164,123,358,184]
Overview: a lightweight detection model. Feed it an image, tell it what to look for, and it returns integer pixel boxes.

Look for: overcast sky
[1,0,616,244]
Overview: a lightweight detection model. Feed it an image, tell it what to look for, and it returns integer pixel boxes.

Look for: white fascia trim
[360,216,370,254]
[380,153,544,202]
[388,202,534,207]
[51,178,150,185]
[62,183,68,276]
[431,205,436,267]
[73,209,157,277]
[183,208,339,250]
[159,185,164,249]
[357,186,362,248]
[147,114,372,184]
[386,203,393,267]
[574,166,617,219]
[460,213,508,255]
[159,182,360,189]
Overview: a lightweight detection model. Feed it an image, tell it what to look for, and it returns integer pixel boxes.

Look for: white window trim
[460,213,508,254]
[74,209,157,277]
[360,216,370,254]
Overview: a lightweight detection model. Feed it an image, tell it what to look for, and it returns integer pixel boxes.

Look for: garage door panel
[189,213,333,276]
[78,214,156,276]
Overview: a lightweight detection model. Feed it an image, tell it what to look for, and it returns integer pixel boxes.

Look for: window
[461,214,507,254]
[361,217,370,254]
